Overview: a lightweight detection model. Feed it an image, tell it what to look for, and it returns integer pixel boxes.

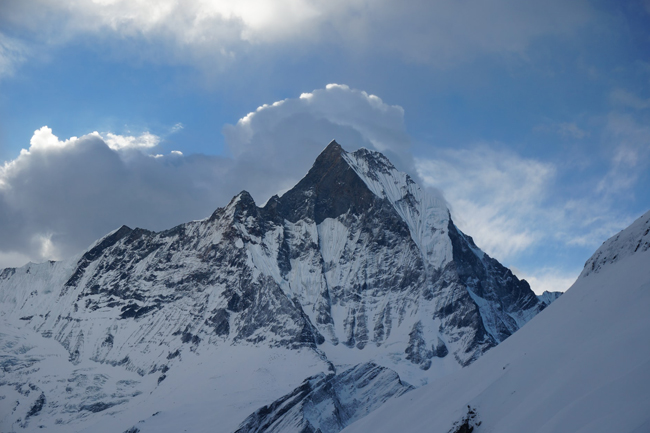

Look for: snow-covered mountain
[342,209,650,433]
[0,141,557,433]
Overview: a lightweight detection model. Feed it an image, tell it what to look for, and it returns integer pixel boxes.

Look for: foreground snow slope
[343,210,650,433]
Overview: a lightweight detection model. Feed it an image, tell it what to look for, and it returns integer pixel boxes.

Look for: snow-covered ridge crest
[581,209,650,278]
[342,147,452,270]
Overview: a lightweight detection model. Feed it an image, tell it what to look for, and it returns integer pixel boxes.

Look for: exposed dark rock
[405,321,433,370]
[448,406,480,433]
[235,363,413,433]
[433,336,449,358]
[26,392,45,418]
[80,401,120,413]
[269,141,379,225]
[119,304,158,320]
[64,225,134,290]
[206,308,230,336]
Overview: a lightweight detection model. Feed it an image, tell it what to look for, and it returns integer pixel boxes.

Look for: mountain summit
[0,142,556,433]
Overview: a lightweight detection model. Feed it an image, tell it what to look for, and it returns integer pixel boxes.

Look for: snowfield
[342,210,650,433]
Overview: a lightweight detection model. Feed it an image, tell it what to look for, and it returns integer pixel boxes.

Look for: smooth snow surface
[343,210,650,433]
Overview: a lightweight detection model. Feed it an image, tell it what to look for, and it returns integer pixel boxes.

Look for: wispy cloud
[416,146,556,259]
[415,139,645,293]
[610,88,650,110]
[597,113,650,197]
[533,122,589,140]
[557,123,589,139]
[0,33,29,80]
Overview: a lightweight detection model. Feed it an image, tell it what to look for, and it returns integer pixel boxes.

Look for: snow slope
[343,210,650,433]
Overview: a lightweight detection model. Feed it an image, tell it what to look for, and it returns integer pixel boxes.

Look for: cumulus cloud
[18,126,161,154]
[0,84,412,267]
[0,0,594,70]
[222,83,414,201]
[0,127,234,266]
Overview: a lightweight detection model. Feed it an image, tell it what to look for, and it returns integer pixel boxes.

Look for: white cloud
[2,84,645,281]
[415,142,641,268]
[0,127,233,265]
[170,123,184,133]
[103,131,160,150]
[27,126,78,151]
[1,0,594,70]
[225,83,408,156]
[222,83,414,202]
[15,126,161,154]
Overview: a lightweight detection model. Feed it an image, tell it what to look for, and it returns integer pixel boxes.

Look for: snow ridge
[581,210,650,278]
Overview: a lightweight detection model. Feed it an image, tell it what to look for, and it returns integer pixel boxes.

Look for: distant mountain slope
[536,290,562,307]
[343,210,650,433]
[0,141,557,433]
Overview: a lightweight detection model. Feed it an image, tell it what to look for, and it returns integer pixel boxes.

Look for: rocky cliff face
[0,141,554,432]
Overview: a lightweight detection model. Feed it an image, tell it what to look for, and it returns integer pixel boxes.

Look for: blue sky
[1,0,649,293]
